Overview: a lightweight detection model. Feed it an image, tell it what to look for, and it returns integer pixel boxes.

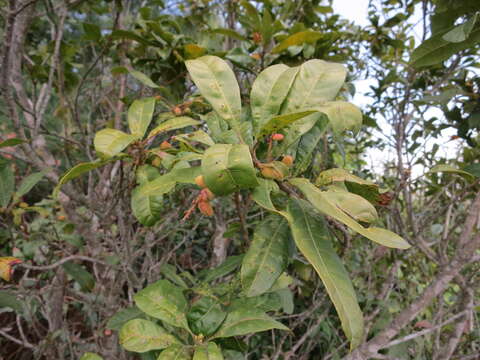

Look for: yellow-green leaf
[272,30,323,54]
[94,129,137,158]
[290,178,410,249]
[119,319,180,353]
[148,117,200,138]
[287,198,364,349]
[128,97,156,137]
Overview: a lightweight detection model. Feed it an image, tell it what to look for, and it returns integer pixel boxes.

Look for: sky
[331,0,461,176]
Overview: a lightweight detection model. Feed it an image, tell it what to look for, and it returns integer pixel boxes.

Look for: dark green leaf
[241,215,289,297]
[107,306,144,330]
[187,297,226,336]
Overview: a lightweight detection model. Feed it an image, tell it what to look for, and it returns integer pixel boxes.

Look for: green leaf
[187,297,226,336]
[281,59,347,113]
[193,343,224,360]
[185,56,242,139]
[201,144,258,196]
[293,116,328,175]
[0,138,25,148]
[210,28,249,41]
[158,344,192,360]
[0,291,23,313]
[323,187,378,223]
[442,14,478,43]
[54,159,118,198]
[257,111,317,138]
[429,164,476,180]
[251,178,287,217]
[290,178,410,249]
[286,198,364,349]
[198,255,244,283]
[212,305,288,339]
[131,187,164,226]
[80,353,103,360]
[175,130,215,146]
[250,65,299,133]
[94,129,137,158]
[107,306,144,330]
[62,262,95,292]
[241,215,289,297]
[148,117,200,138]
[130,70,160,89]
[316,101,362,134]
[0,163,14,208]
[128,97,156,137]
[160,264,189,289]
[119,319,180,353]
[411,22,480,67]
[134,280,189,329]
[14,171,45,201]
[316,168,381,204]
[316,168,376,187]
[82,23,102,41]
[272,30,323,53]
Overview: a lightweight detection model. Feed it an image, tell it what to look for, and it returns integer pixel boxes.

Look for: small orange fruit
[160,141,172,150]
[272,133,284,141]
[195,175,207,188]
[198,201,214,216]
[282,155,294,167]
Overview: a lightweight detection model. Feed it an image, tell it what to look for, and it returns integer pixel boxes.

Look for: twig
[18,255,107,270]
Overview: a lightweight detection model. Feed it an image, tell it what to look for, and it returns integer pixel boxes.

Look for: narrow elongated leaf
[128,97,156,137]
[130,70,160,88]
[289,178,410,249]
[119,319,180,353]
[0,164,14,208]
[54,159,119,197]
[107,306,144,330]
[293,116,328,175]
[187,297,226,336]
[175,130,215,146]
[185,56,242,139]
[287,198,364,349]
[241,216,289,297]
[212,306,288,338]
[62,262,95,291]
[272,30,323,53]
[316,168,375,187]
[201,144,258,196]
[148,117,200,138]
[134,280,189,329]
[429,164,476,180]
[410,22,480,67]
[14,171,45,201]
[193,343,224,360]
[250,65,299,133]
[0,138,25,148]
[442,14,478,43]
[160,264,189,289]
[257,111,317,138]
[158,344,191,360]
[210,28,248,41]
[198,255,244,282]
[316,101,362,134]
[94,129,137,158]
[281,59,347,113]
